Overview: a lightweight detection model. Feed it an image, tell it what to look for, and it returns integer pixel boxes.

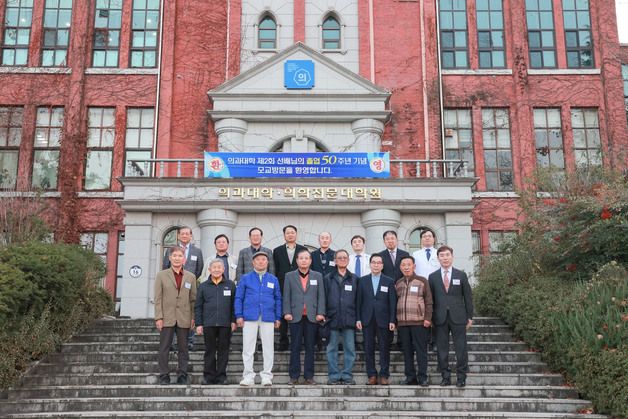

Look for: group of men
[154,225,473,388]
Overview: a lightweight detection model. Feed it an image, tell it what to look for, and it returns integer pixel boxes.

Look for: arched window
[407,226,437,254]
[322,15,341,49]
[258,15,277,49]
[270,137,328,153]
[162,226,179,260]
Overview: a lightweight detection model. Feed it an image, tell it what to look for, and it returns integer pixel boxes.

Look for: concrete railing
[126,158,470,179]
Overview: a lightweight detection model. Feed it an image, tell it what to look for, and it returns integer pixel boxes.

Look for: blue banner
[204,152,390,178]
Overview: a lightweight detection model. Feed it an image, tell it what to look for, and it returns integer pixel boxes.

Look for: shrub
[475,169,628,417]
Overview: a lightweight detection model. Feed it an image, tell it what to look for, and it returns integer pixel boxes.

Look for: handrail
[126,158,470,179]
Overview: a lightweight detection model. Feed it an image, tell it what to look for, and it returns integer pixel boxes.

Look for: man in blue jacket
[234,251,282,386]
[323,249,358,385]
[195,259,236,385]
[356,254,397,385]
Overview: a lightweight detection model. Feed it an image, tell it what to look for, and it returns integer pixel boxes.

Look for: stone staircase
[0,317,606,418]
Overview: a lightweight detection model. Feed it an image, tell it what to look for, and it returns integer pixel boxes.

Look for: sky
[619,0,628,43]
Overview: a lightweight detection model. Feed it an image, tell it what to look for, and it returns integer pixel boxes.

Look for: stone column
[444,211,475,284]
[351,119,384,152]
[215,118,248,152]
[119,212,155,318]
[361,209,401,254]
[197,208,239,257]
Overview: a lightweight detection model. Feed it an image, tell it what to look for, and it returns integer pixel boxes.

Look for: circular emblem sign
[207,157,225,173]
[129,265,142,278]
[370,157,386,173]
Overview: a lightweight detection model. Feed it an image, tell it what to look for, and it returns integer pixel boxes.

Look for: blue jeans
[326,328,356,381]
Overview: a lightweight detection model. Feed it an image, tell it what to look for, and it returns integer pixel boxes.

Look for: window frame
[321,14,341,50]
[257,14,277,50]
[84,107,115,190]
[570,107,601,168]
[0,106,23,189]
[32,106,64,190]
[91,0,123,68]
[525,0,557,69]
[481,108,513,192]
[444,108,475,176]
[130,0,160,68]
[534,108,565,171]
[476,0,506,69]
[1,0,34,66]
[41,0,73,67]
[124,107,154,177]
[562,0,594,69]
[439,0,469,69]
[80,231,109,288]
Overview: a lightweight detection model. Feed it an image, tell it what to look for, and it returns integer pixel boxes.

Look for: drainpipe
[434,0,446,158]
[420,0,430,160]
[151,0,166,176]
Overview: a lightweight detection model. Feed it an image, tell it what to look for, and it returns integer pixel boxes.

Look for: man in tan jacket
[395,255,433,387]
[155,246,197,385]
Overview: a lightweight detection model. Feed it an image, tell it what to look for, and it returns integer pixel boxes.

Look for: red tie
[443,270,450,292]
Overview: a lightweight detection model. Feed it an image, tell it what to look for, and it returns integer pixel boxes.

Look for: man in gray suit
[236,227,275,281]
[162,226,204,280]
[283,249,326,385]
[428,245,473,388]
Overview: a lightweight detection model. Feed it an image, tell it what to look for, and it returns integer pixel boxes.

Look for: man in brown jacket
[154,246,197,385]
[395,255,433,386]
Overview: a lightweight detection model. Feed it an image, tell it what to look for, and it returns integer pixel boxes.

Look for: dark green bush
[0,241,113,390]
[475,170,628,417]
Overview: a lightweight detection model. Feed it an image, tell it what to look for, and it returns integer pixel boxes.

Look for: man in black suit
[273,225,307,351]
[429,245,474,388]
[378,230,409,282]
[356,254,397,385]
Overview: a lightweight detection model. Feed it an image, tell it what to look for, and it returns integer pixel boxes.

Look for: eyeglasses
[335,256,348,260]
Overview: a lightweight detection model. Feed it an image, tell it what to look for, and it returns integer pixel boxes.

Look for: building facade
[0,0,626,316]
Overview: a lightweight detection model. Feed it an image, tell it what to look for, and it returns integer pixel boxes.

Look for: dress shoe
[176,375,189,385]
[288,378,299,385]
[304,378,316,385]
[378,377,390,385]
[456,379,466,388]
[327,379,341,385]
[158,375,170,385]
[418,379,429,387]
[367,376,378,385]
[343,378,356,385]
[402,378,419,385]
[440,378,451,386]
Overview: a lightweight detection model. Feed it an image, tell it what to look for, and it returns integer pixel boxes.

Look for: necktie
[443,270,450,292]
[355,255,361,277]
[426,248,431,261]
[390,250,396,264]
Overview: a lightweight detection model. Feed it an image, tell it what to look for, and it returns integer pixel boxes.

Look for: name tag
[223,289,231,296]
[329,261,336,267]
[310,280,318,286]
[344,285,352,291]
[184,282,192,289]
[452,279,461,286]
[267,282,274,289]
[380,286,388,293]
[190,255,197,261]
[410,286,419,293]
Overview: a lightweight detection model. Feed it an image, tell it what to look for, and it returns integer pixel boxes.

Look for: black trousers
[288,318,318,379]
[158,325,189,379]
[202,326,232,383]
[363,323,392,378]
[435,313,469,380]
[398,325,430,382]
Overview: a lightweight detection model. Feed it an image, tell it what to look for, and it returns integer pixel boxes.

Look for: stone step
[5,384,580,401]
[2,411,607,419]
[59,341,529,353]
[0,396,596,414]
[71,332,515,343]
[46,350,543,364]
[86,324,514,333]
[30,361,549,375]
[18,372,567,387]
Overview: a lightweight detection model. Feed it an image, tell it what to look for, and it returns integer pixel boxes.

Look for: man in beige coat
[155,246,197,385]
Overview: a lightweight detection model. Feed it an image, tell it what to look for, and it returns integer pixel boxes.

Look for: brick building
[0,0,626,316]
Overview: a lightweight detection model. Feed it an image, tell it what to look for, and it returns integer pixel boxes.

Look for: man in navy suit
[356,254,397,385]
[378,230,409,281]
[273,225,308,350]
[429,245,474,388]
